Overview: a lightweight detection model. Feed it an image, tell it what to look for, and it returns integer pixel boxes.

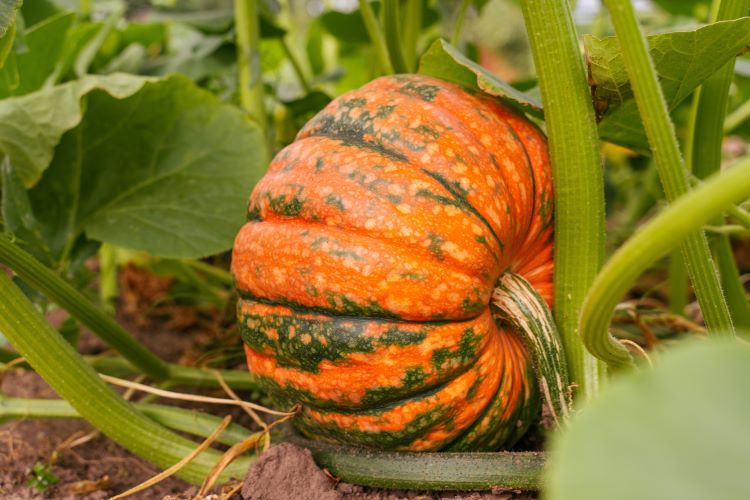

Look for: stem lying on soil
[0,348,260,390]
[288,433,545,491]
[0,272,251,485]
[0,398,254,447]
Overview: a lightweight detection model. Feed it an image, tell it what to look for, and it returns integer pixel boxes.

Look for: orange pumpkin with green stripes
[232,74,554,451]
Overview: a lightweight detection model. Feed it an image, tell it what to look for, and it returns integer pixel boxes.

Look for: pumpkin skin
[232,74,553,451]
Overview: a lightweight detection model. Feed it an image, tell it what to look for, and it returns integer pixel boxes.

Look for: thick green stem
[0,398,253,447]
[0,235,169,381]
[521,0,606,402]
[0,273,250,484]
[686,0,750,329]
[359,0,393,74]
[402,0,422,71]
[382,0,408,73]
[281,38,312,93]
[235,0,268,151]
[581,158,750,368]
[451,0,471,46]
[0,349,259,390]
[603,0,733,336]
[290,434,544,491]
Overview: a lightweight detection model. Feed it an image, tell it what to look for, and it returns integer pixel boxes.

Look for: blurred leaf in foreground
[546,339,750,500]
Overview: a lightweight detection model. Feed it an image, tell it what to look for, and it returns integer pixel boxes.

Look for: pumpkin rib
[236,289,489,326]
[382,76,538,258]
[246,136,502,274]
[233,220,494,321]
[239,298,494,409]
[297,76,537,261]
[294,329,508,451]
[444,325,538,451]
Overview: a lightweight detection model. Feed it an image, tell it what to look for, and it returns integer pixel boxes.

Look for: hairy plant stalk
[582,157,750,368]
[0,235,169,380]
[0,272,250,484]
[602,0,734,336]
[521,0,606,402]
[686,0,750,330]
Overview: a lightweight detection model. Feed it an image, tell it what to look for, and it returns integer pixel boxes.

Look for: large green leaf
[546,340,750,500]
[0,0,22,37]
[588,18,750,152]
[419,39,542,117]
[1,73,266,259]
[0,73,150,186]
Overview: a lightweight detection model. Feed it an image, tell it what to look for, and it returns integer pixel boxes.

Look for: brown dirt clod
[242,443,340,500]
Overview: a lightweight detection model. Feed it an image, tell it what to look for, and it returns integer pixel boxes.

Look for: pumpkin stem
[492,272,572,425]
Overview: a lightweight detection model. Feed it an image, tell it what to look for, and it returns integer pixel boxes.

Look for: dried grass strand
[98,374,293,416]
[209,368,267,431]
[196,407,298,497]
[109,415,232,500]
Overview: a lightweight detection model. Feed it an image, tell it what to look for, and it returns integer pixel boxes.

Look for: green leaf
[418,39,543,117]
[0,10,75,98]
[546,340,750,500]
[0,0,21,37]
[1,158,53,265]
[20,0,61,27]
[588,18,750,152]
[0,73,150,186]
[1,74,266,259]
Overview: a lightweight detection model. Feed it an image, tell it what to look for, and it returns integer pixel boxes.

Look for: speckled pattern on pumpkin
[232,74,553,451]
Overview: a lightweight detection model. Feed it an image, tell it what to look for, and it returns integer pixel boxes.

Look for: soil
[0,264,540,499]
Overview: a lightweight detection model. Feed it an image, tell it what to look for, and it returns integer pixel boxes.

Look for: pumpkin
[232,74,554,451]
